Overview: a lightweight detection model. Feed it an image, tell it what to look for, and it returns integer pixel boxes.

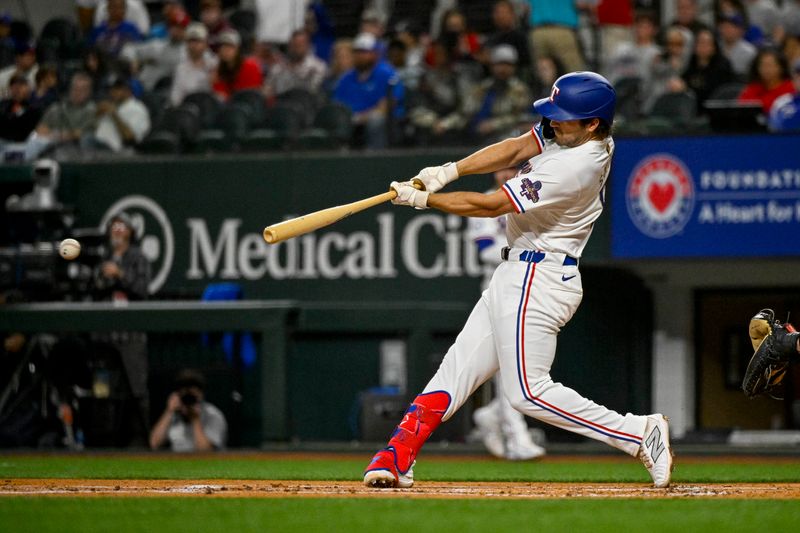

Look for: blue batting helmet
[533,71,616,124]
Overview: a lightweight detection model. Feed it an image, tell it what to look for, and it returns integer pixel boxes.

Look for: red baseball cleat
[363,447,415,488]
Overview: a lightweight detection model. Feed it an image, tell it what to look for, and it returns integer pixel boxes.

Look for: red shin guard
[386,390,451,473]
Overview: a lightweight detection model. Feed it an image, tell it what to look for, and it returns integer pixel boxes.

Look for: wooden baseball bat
[263,181,422,244]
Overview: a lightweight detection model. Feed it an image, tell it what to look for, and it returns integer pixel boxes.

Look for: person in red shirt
[738,48,795,113]
[211,29,263,101]
[427,8,481,67]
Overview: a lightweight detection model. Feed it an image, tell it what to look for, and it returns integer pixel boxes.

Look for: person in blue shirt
[89,0,143,59]
[333,32,404,150]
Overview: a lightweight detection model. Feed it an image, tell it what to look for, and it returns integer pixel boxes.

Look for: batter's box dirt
[1,480,799,499]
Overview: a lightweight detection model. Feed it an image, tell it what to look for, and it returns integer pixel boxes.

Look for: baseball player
[468,166,545,461]
[364,71,674,489]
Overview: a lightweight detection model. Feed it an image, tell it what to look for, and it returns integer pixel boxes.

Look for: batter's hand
[411,162,459,193]
[391,181,429,209]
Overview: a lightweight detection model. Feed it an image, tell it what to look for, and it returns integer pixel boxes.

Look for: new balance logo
[645,426,665,463]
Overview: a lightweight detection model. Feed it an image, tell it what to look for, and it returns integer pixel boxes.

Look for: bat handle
[388,179,426,195]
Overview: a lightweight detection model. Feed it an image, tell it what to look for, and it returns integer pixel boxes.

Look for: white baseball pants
[422,251,648,457]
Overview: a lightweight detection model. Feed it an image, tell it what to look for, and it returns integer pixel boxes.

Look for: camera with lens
[180,392,199,408]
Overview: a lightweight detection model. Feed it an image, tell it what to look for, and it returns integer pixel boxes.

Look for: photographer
[149,369,227,452]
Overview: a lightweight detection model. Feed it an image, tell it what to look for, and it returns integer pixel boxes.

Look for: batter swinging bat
[262,181,422,244]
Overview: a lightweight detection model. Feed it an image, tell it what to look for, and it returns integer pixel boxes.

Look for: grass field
[1,452,799,533]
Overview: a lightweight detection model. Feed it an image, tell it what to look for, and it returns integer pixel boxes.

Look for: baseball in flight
[59,238,81,260]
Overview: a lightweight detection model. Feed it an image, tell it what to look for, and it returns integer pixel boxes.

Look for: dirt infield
[2,479,800,499]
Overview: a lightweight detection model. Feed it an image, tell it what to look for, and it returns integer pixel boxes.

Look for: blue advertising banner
[611,134,800,258]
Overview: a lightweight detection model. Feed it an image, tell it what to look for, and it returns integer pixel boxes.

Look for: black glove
[742,309,799,399]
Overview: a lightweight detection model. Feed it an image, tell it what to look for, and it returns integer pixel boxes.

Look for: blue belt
[501,246,578,266]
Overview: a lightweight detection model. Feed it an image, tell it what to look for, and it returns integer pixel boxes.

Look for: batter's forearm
[428,191,512,218]
[455,134,539,176]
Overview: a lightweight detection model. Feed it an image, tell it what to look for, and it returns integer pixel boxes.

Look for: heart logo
[648,182,675,213]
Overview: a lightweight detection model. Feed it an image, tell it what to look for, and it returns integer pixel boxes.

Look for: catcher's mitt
[742,309,799,399]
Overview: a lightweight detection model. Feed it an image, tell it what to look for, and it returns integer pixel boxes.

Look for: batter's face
[549,118,598,147]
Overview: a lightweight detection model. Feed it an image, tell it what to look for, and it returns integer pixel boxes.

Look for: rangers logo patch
[625,154,694,238]
[520,178,542,203]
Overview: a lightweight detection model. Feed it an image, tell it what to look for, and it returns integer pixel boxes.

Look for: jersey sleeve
[501,159,580,214]
[530,122,545,153]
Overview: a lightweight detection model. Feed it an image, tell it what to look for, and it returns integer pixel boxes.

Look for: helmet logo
[549,85,560,102]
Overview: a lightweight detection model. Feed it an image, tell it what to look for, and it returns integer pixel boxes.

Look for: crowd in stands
[0,0,799,159]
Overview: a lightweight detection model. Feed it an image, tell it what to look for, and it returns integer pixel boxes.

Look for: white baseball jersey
[501,125,614,258]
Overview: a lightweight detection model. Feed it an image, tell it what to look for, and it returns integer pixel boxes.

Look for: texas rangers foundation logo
[626,154,694,239]
[520,178,542,203]
[100,195,174,294]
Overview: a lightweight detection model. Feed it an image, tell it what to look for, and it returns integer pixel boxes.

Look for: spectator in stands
[768,57,800,131]
[305,0,335,63]
[744,0,780,41]
[484,0,532,80]
[170,23,218,106]
[0,41,38,100]
[94,211,150,301]
[409,40,466,139]
[121,6,190,91]
[211,29,263,101]
[435,8,482,67]
[254,0,306,46]
[0,74,42,143]
[643,26,693,112]
[738,47,795,112]
[359,7,389,49]
[387,38,423,91]
[592,0,635,75]
[718,12,758,77]
[263,29,327,97]
[28,72,96,160]
[531,54,566,99]
[93,211,151,445]
[200,0,232,53]
[671,0,711,35]
[526,0,585,72]
[85,75,150,153]
[88,0,143,59]
[680,28,736,113]
[333,32,404,150]
[322,38,353,95]
[776,1,800,47]
[81,47,111,98]
[148,0,183,40]
[29,65,58,110]
[393,20,426,75]
[149,369,227,452]
[432,45,531,143]
[90,0,150,36]
[717,0,766,44]
[606,10,661,85]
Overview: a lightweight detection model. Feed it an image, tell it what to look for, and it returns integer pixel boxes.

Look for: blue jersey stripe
[502,183,525,213]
